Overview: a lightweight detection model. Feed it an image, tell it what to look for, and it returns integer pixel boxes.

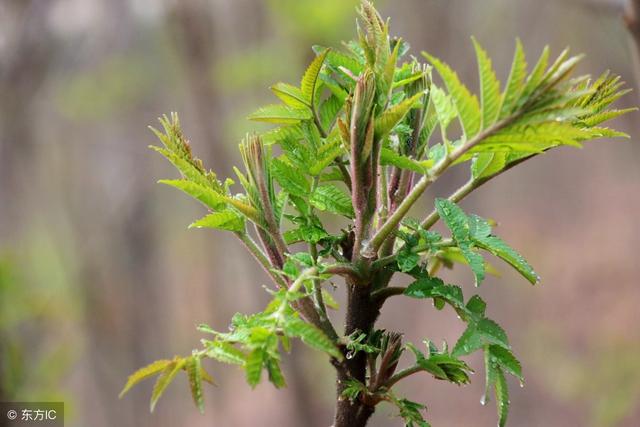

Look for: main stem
[334,279,381,427]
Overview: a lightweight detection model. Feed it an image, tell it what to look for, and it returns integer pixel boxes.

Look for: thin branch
[238,233,337,340]
[383,365,423,389]
[420,153,537,230]
[366,117,515,256]
[313,108,328,139]
[309,242,329,321]
[370,286,406,302]
[337,161,353,191]
[420,178,477,230]
[237,232,287,288]
[324,263,363,279]
[371,238,454,271]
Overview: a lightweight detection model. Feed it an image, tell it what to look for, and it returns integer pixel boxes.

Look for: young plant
[120,2,633,426]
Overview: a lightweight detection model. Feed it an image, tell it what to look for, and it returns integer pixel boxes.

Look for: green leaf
[465,295,486,319]
[159,179,258,221]
[459,121,592,160]
[452,324,485,357]
[301,48,330,104]
[404,276,444,298]
[314,45,363,76]
[500,39,528,117]
[474,234,538,284]
[417,358,448,380]
[283,316,343,360]
[119,359,172,398]
[435,199,485,285]
[477,318,510,349]
[468,216,538,284]
[270,82,310,108]
[580,108,637,127]
[248,104,312,124]
[495,368,510,427]
[392,397,431,427]
[310,184,354,218]
[397,248,420,272]
[186,356,205,413]
[319,73,349,101]
[380,148,433,174]
[159,179,228,211]
[482,345,498,406]
[149,146,215,190]
[245,348,265,388]
[393,71,427,89]
[472,38,501,129]
[204,341,246,366]
[471,152,507,180]
[309,134,346,175]
[434,199,469,241]
[266,358,286,388]
[272,158,311,197]
[489,345,523,381]
[424,52,481,138]
[427,354,473,384]
[374,92,424,139]
[189,211,245,232]
[521,46,550,100]
[283,222,329,245]
[404,276,465,312]
[319,95,344,130]
[430,86,457,133]
[452,318,510,357]
[341,378,367,401]
[150,358,186,412]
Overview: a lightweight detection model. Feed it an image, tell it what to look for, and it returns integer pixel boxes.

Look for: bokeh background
[1,0,639,426]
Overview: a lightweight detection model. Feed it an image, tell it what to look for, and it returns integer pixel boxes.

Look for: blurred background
[1,0,639,426]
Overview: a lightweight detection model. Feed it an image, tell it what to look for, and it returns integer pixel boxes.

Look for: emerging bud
[239,134,266,189]
[350,69,376,159]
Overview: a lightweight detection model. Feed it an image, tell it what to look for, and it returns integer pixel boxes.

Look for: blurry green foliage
[57,55,154,120]
[0,229,78,403]
[212,42,296,91]
[266,0,361,43]
[213,0,377,141]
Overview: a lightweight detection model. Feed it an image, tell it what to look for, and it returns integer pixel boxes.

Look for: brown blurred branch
[625,0,640,40]
[624,1,640,92]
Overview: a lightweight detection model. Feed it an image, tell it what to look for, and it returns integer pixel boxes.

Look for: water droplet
[480,395,487,406]
[519,381,525,388]
[346,351,355,360]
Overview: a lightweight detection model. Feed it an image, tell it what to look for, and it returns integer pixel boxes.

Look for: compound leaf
[472,38,501,128]
[424,52,481,138]
[150,358,186,412]
[189,211,245,232]
[120,359,172,399]
[310,184,354,218]
[186,356,205,413]
[248,104,312,124]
